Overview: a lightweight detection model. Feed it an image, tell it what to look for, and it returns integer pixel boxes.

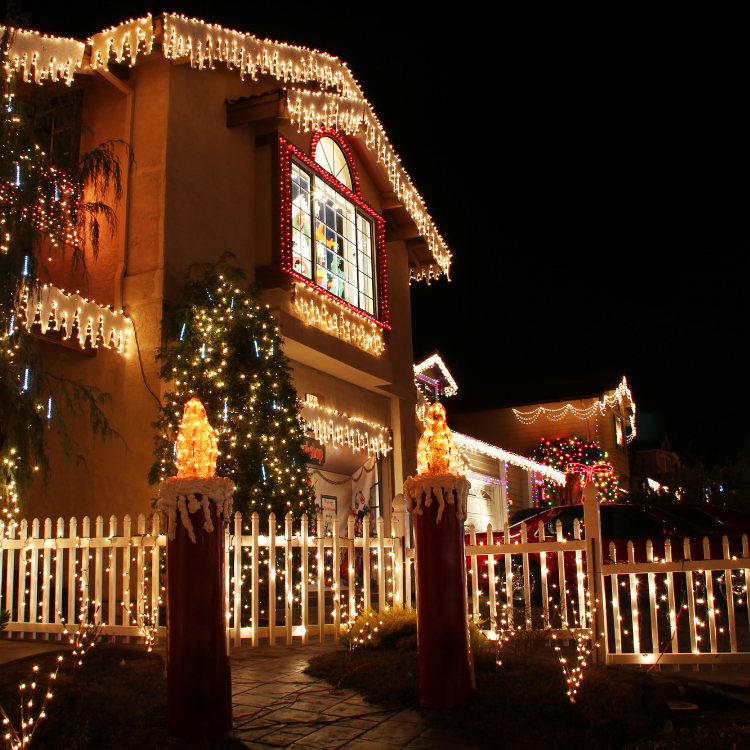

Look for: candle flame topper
[175,398,218,478]
[417,402,462,475]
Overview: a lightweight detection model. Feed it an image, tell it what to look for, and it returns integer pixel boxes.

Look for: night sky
[8,4,745,463]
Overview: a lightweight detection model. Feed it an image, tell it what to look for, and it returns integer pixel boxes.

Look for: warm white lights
[89,16,154,69]
[293,283,384,355]
[452,431,566,485]
[512,376,637,442]
[2,27,84,85]
[23,285,133,355]
[299,398,391,458]
[414,354,458,397]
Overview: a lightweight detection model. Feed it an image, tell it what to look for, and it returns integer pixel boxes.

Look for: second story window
[281,131,388,327]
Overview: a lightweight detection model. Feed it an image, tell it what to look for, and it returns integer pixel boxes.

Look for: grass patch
[306,644,750,749]
[0,644,244,749]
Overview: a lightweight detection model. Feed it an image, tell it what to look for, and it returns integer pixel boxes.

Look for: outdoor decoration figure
[404,402,473,707]
[157,398,235,741]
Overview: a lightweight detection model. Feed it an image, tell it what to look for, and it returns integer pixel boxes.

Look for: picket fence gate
[4,500,750,670]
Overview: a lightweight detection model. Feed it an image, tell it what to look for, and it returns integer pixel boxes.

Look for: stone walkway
[229,639,475,749]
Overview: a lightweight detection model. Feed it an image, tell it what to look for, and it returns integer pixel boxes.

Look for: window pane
[314,136,352,190]
[303,171,378,316]
[291,164,312,279]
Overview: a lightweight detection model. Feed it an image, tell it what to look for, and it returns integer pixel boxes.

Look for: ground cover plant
[0,644,244,749]
[306,633,750,749]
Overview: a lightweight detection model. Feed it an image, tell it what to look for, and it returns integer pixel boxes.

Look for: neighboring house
[413,354,565,532]
[629,436,681,493]
[11,15,450,529]
[451,376,636,499]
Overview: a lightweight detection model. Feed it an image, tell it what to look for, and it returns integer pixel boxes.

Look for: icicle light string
[6,14,451,281]
[513,376,636,442]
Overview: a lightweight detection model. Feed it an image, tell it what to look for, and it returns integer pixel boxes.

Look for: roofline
[4,14,451,279]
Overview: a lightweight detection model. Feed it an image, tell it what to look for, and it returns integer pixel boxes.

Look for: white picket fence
[225,511,405,646]
[4,502,750,669]
[601,536,750,666]
[0,511,405,647]
[0,515,163,640]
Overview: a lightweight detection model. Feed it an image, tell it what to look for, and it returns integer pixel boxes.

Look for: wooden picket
[0,515,165,641]
[5,503,750,669]
[224,511,405,645]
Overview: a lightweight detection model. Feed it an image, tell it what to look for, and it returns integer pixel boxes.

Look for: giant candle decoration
[404,401,473,708]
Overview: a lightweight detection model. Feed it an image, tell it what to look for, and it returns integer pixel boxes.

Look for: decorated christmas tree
[148,257,313,523]
[533,436,618,504]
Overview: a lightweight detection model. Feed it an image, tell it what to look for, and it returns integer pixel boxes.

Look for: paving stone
[250,729,308,747]
[237,726,277,743]
[292,724,366,749]
[390,709,423,724]
[406,736,477,750]
[357,719,424,745]
[234,692,282,708]
[341,741,406,750]
[323,701,393,718]
[260,706,328,725]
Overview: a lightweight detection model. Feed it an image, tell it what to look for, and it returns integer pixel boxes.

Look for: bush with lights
[148,256,313,523]
[533,437,618,504]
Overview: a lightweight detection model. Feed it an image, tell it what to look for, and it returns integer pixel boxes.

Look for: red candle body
[166,497,231,740]
[413,488,473,708]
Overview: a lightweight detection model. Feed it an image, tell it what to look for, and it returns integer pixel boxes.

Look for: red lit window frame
[310,127,361,193]
[279,134,390,330]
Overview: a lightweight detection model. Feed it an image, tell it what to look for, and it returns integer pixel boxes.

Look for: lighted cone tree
[149,257,313,523]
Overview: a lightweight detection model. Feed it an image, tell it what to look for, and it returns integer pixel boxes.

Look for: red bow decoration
[565,461,613,486]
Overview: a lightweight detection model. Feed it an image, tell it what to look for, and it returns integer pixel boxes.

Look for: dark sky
[8,4,746,463]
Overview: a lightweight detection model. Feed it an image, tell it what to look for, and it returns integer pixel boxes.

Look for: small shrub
[338,607,416,649]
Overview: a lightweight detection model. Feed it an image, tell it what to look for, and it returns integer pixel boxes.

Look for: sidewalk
[230,639,476,750]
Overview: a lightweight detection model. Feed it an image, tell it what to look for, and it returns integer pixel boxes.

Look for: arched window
[283,132,386,323]
[314,136,353,190]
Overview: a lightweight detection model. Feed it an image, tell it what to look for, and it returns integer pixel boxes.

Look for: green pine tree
[149,256,314,524]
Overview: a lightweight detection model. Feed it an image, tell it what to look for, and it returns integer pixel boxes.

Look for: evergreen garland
[149,257,314,524]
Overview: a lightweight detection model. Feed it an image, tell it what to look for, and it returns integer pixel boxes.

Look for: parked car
[661,503,750,542]
[465,503,745,606]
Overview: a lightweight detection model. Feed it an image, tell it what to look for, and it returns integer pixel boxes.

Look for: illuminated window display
[290,141,376,317]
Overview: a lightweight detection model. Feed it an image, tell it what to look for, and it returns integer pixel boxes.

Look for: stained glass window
[291,160,375,316]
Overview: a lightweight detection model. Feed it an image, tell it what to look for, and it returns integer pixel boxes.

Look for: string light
[293,283,385,355]
[299,397,391,458]
[280,137,390,329]
[175,398,218,479]
[22,285,133,354]
[414,354,458,397]
[2,26,84,85]
[89,16,154,69]
[513,376,637,443]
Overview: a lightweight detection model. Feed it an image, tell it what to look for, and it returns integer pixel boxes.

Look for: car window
[544,508,583,538]
[603,507,666,540]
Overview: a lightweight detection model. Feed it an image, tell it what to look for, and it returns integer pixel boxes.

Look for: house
[450,374,636,502]
[413,354,565,532]
[9,15,450,531]
[629,436,681,493]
